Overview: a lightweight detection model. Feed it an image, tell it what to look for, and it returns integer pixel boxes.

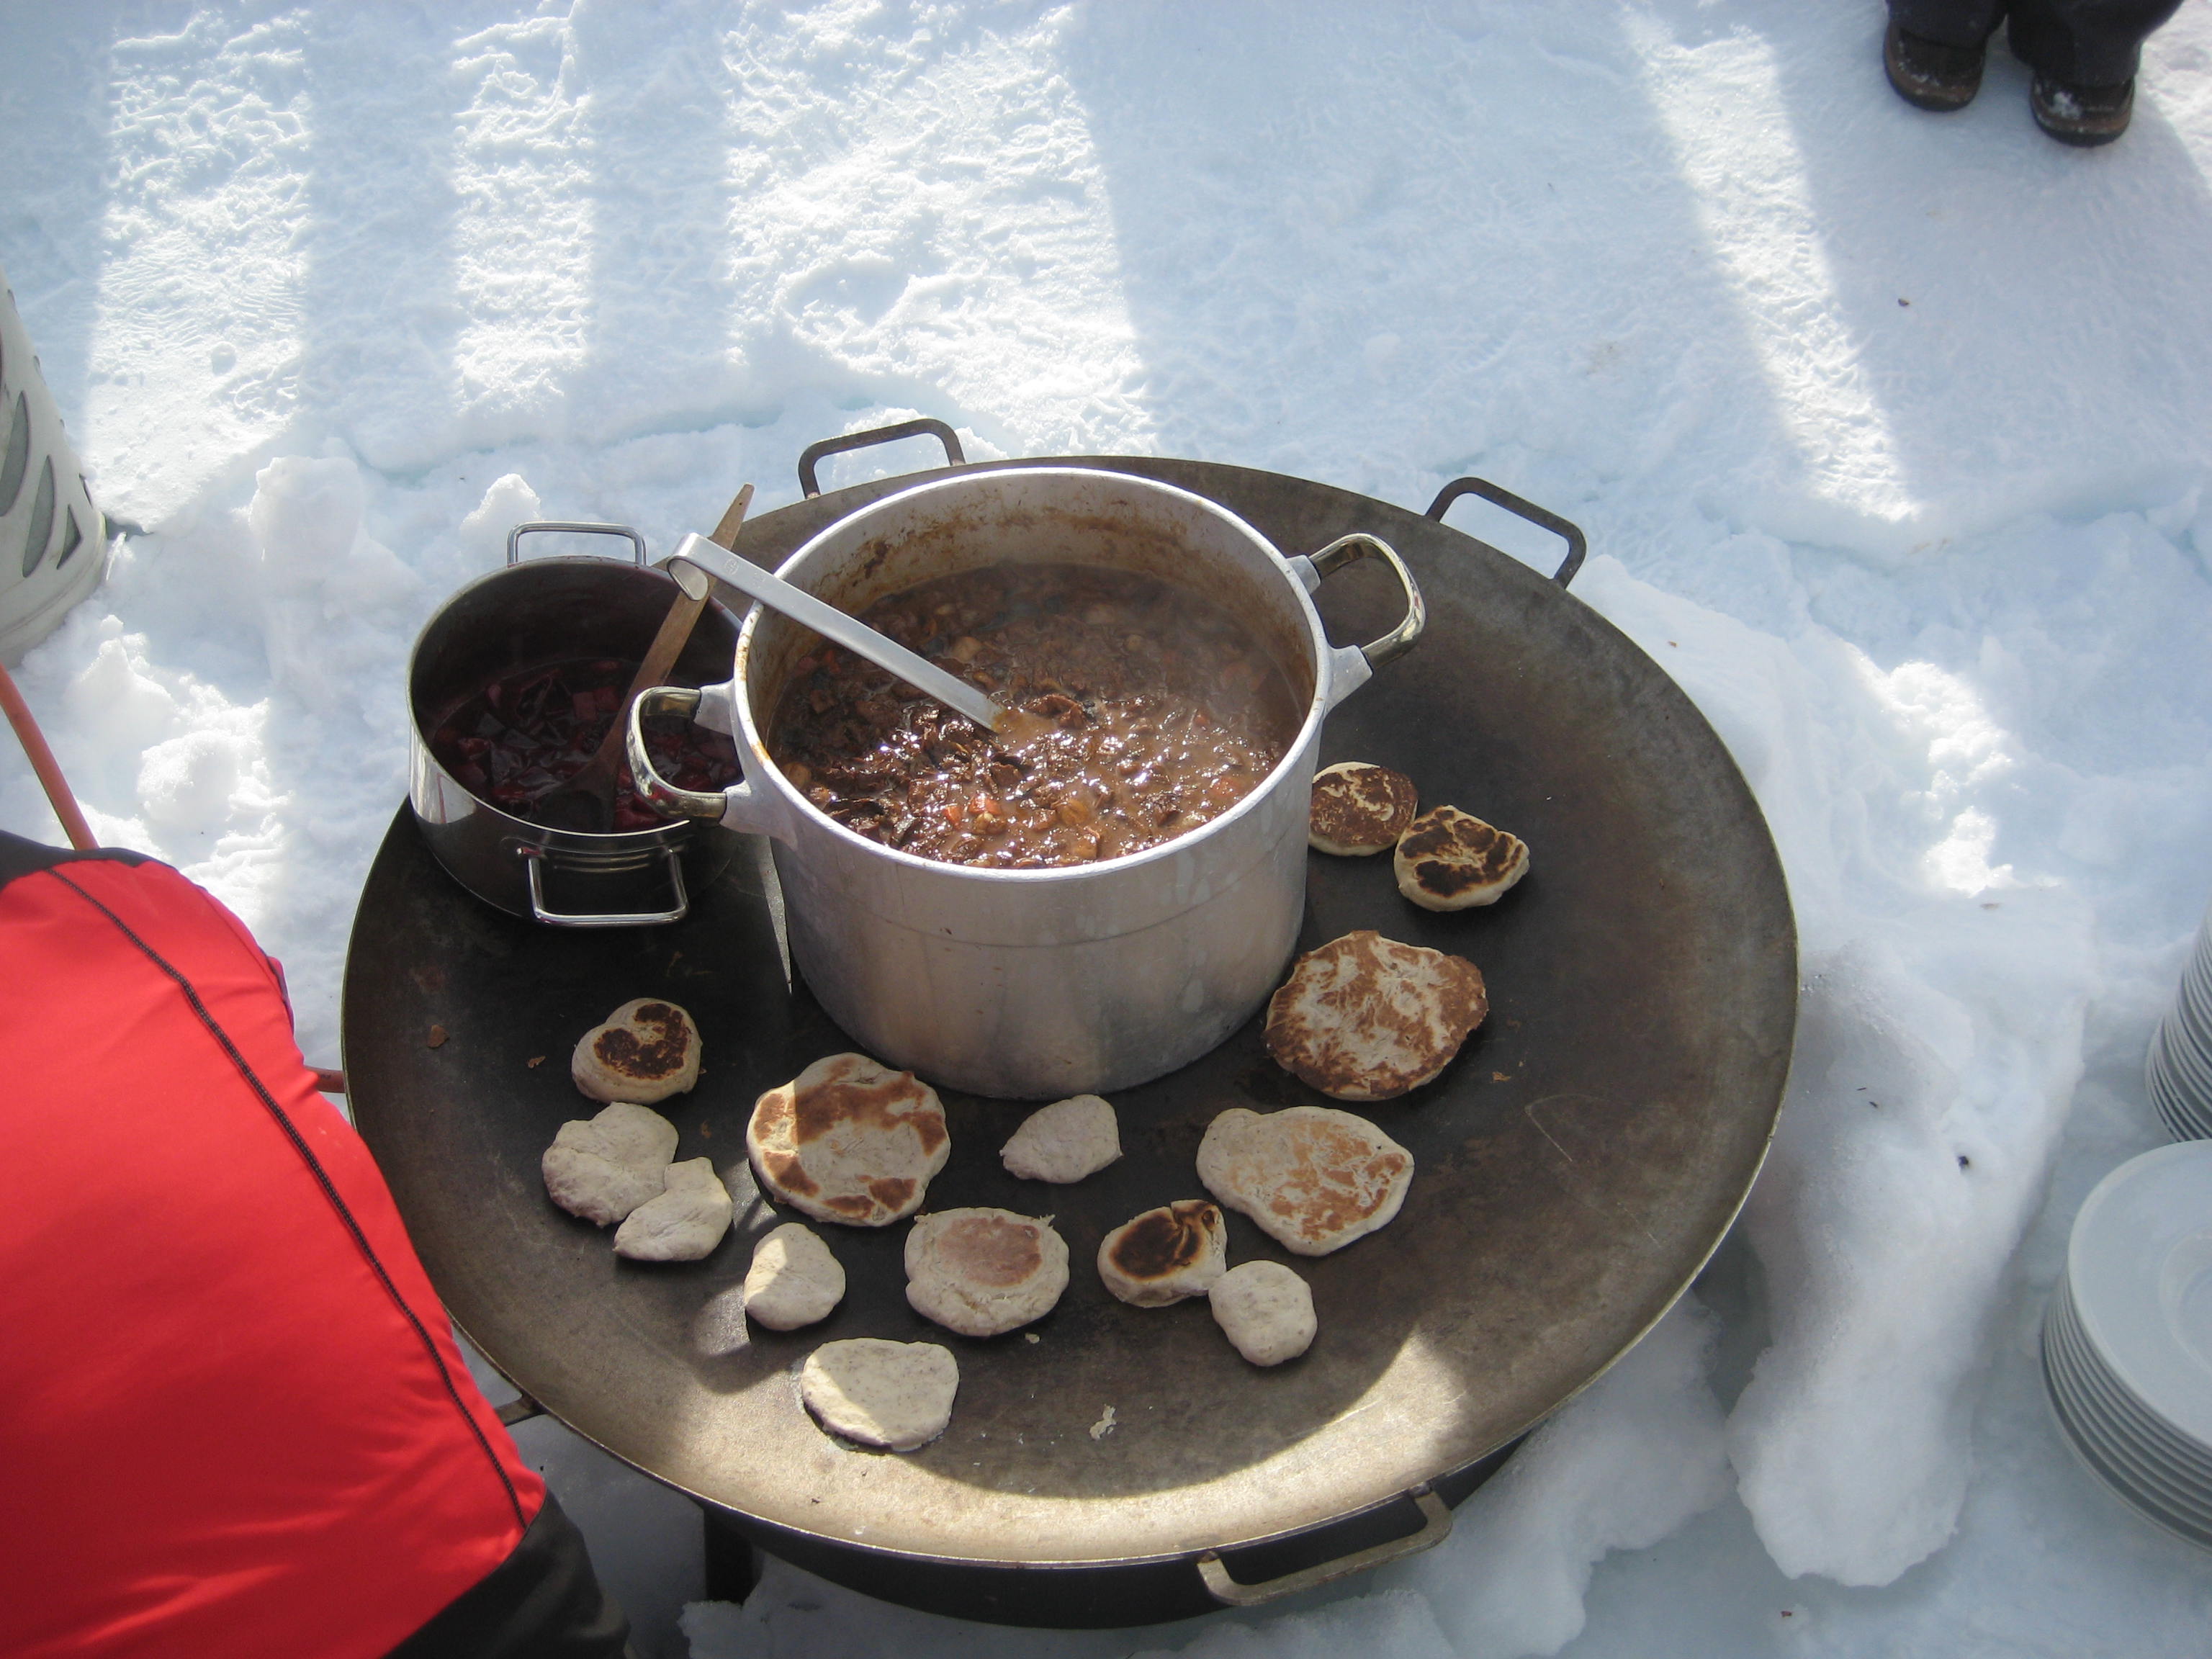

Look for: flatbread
[799,1339,958,1452]
[743,1222,846,1331]
[1097,1200,1228,1306]
[572,999,701,1104]
[1000,1095,1121,1184]
[541,1101,678,1226]
[1196,1105,1413,1256]
[905,1208,1070,1337]
[747,1053,950,1227]
[1393,805,1529,910]
[1210,1260,1316,1365]
[613,1157,732,1262]
[1308,762,1418,855]
[1264,930,1487,1101]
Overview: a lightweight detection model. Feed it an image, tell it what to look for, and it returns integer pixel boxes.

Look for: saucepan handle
[518,845,689,928]
[1425,477,1587,587]
[505,521,649,568]
[797,418,967,498]
[1284,532,1426,711]
[627,685,797,844]
[1197,1483,1453,1606]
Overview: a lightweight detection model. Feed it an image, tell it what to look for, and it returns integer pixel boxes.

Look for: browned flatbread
[571,998,701,1103]
[1394,806,1529,910]
[1196,1106,1413,1255]
[747,1053,950,1226]
[906,1208,1069,1336]
[1096,1200,1228,1306]
[1308,762,1419,855]
[1264,930,1487,1101]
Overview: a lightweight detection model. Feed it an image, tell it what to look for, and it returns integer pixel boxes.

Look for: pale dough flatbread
[541,1101,678,1226]
[743,1223,846,1331]
[1308,761,1418,855]
[572,999,701,1104]
[613,1157,732,1262]
[1210,1260,1316,1365]
[1393,805,1529,910]
[905,1208,1071,1337]
[800,1338,959,1452]
[1000,1095,1121,1184]
[1264,930,1487,1101]
[1097,1200,1228,1306]
[747,1053,950,1227]
[1197,1105,1413,1256]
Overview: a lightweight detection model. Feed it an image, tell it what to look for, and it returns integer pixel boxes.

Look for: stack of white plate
[2042,1142,2212,1548]
[2149,896,2212,1141]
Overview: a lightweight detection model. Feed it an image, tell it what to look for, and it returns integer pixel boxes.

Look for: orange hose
[0,661,97,850]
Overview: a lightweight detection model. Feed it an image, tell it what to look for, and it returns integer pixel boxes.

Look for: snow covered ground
[5,3,2212,1655]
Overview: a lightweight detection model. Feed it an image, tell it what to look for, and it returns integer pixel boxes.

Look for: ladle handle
[1196,1483,1453,1606]
[667,534,1007,730]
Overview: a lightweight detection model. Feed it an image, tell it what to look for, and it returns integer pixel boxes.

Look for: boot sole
[1884,25,1984,112]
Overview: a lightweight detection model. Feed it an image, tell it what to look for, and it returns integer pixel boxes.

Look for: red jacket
[0,838,546,1656]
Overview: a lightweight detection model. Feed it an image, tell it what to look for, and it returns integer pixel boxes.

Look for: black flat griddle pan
[343,451,1795,1626]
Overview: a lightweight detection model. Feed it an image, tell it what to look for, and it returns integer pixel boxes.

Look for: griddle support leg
[700,1505,763,1604]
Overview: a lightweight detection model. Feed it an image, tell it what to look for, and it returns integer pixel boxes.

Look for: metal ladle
[665,532,1019,732]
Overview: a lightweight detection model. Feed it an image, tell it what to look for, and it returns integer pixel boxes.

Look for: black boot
[2029,74,2134,145]
[1884,20,1987,112]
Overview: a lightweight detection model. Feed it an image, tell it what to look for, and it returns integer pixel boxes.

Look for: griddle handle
[1425,478,1587,587]
[1197,1483,1452,1606]
[505,521,649,567]
[495,1393,544,1428]
[797,418,966,498]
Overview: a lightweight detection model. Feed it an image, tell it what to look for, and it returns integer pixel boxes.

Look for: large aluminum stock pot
[629,467,1423,1097]
[407,525,742,927]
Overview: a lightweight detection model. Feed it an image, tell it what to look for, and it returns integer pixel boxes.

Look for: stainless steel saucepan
[405,525,744,927]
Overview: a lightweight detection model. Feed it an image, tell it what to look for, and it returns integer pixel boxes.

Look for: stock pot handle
[1286,532,1426,709]
[1424,477,1587,587]
[627,685,796,844]
[1196,1483,1453,1606]
[505,521,649,567]
[797,418,966,498]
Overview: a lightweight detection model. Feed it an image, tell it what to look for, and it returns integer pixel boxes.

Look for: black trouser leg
[1889,0,2010,49]
[2004,0,2185,84]
[387,1493,632,1659]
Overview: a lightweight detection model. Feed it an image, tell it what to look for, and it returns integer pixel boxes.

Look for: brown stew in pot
[431,657,743,832]
[767,562,1302,868]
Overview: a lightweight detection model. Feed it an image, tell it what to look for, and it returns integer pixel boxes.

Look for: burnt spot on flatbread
[867,1177,918,1214]
[935,1213,1045,1287]
[1308,763,1418,854]
[1395,806,1528,909]
[762,1149,820,1198]
[1264,930,1488,1101]
[591,1002,693,1080]
[796,1069,949,1154]
[1107,1200,1220,1281]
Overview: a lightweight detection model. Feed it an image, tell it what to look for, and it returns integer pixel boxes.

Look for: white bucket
[0,268,106,664]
